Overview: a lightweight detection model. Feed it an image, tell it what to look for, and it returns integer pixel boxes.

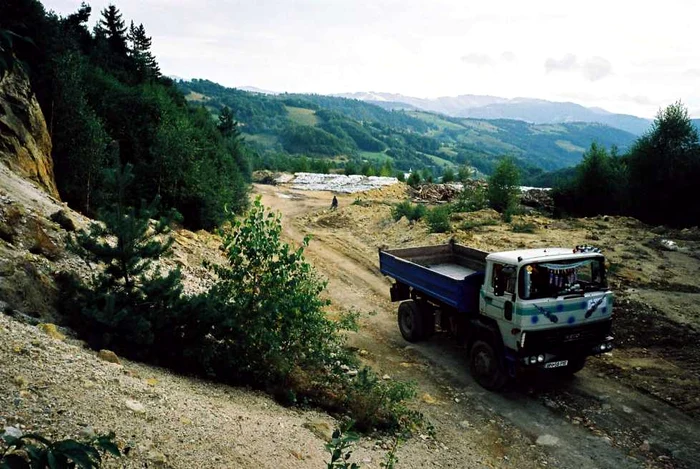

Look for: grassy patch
[511,221,537,233]
[461,219,498,231]
[285,106,320,126]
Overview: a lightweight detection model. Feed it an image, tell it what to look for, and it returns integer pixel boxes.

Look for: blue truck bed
[379,242,488,313]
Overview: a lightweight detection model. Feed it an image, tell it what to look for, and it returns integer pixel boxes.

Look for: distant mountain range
[178,79,638,184]
[335,92,653,136]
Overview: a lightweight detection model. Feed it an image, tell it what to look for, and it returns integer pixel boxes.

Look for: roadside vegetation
[553,102,700,227]
[58,168,421,434]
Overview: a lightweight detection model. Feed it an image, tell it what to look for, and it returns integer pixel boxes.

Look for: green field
[285,106,320,126]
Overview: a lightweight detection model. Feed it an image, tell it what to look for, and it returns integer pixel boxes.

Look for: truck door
[482,262,516,323]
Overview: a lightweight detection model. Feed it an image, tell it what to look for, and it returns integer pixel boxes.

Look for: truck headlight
[529,356,537,364]
[599,344,606,351]
[537,355,544,363]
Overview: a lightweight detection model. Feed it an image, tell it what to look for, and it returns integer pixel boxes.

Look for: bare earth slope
[255,182,700,469]
[2,163,699,468]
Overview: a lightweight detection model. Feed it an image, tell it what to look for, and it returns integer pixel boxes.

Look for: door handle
[484,295,493,302]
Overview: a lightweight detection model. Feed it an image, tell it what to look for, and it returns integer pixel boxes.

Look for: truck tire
[421,303,436,338]
[398,300,424,342]
[469,340,508,391]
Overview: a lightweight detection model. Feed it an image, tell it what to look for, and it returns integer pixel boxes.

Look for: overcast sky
[44,0,700,118]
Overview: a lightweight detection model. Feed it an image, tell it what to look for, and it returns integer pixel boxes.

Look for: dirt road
[255,184,700,469]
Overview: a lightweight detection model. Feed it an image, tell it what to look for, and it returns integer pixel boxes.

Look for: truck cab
[379,242,614,390]
[479,248,613,386]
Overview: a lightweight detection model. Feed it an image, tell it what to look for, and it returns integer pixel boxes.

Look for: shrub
[455,183,488,212]
[325,428,360,469]
[0,430,120,468]
[406,172,421,187]
[198,199,420,430]
[441,167,456,183]
[488,158,520,214]
[426,205,451,233]
[391,201,425,222]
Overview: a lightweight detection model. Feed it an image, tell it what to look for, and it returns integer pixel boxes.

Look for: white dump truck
[379,240,613,390]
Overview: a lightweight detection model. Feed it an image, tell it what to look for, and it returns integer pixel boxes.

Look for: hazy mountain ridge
[178,79,637,181]
[336,92,653,136]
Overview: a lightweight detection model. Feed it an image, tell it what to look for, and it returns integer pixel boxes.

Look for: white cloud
[582,57,613,82]
[545,54,578,73]
[41,0,700,118]
[461,53,494,66]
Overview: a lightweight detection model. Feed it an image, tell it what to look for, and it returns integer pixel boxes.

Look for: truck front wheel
[398,300,424,342]
[469,340,508,391]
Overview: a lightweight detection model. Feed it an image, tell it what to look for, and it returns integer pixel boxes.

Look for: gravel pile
[0,312,341,468]
[291,173,398,193]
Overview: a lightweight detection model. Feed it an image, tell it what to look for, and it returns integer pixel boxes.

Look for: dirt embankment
[2,169,700,468]
[255,182,700,469]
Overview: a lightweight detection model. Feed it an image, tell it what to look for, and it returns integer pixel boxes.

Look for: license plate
[544,360,568,369]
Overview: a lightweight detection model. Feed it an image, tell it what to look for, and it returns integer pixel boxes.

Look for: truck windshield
[519,257,606,300]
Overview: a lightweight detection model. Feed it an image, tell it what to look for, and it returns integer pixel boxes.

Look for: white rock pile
[291,173,398,193]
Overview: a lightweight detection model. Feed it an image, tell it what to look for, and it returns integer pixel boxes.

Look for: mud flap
[390,282,410,302]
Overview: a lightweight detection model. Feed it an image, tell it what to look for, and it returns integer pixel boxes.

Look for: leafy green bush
[326,428,360,469]
[441,168,456,183]
[511,221,537,233]
[195,197,354,387]
[488,158,520,214]
[406,172,421,187]
[1,430,120,468]
[391,201,425,222]
[454,183,488,212]
[345,368,419,432]
[425,206,451,233]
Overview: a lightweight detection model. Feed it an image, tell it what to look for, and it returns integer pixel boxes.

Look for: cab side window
[492,263,516,295]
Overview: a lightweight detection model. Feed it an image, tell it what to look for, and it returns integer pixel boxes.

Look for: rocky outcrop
[0,68,59,199]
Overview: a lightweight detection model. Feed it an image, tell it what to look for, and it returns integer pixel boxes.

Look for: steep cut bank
[0,68,58,199]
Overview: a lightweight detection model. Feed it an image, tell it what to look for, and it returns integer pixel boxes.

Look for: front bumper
[513,320,613,369]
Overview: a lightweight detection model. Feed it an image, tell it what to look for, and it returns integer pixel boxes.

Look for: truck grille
[522,320,612,354]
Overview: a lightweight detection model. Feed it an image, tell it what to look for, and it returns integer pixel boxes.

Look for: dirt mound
[0,312,342,469]
[355,182,409,201]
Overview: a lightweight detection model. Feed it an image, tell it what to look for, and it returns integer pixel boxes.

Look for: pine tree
[127,21,160,79]
[217,106,237,137]
[96,5,128,56]
[68,164,184,353]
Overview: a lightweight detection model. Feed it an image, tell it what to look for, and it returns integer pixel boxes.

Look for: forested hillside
[0,0,249,229]
[179,79,637,181]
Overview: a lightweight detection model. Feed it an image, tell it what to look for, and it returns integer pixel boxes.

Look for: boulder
[50,210,76,232]
[98,349,121,365]
[37,323,65,340]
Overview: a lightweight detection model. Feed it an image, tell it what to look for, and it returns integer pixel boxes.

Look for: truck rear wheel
[469,340,508,391]
[398,300,424,342]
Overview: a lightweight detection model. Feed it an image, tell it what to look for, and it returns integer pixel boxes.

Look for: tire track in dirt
[255,184,700,468]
